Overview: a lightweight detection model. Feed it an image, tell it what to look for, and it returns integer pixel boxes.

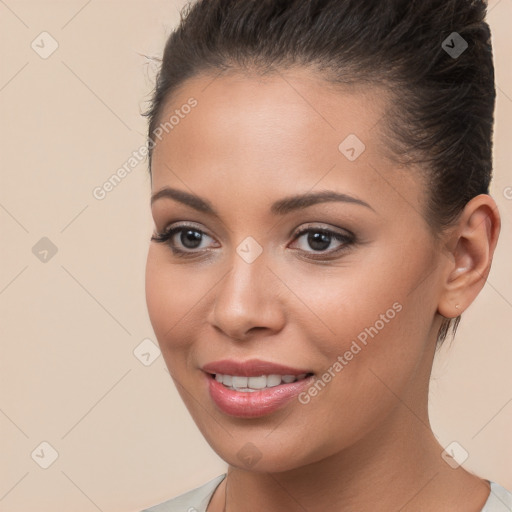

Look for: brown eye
[290,226,355,258]
[151,224,217,256]
[176,228,204,249]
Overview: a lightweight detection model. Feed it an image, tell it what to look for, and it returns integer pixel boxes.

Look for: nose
[207,251,286,342]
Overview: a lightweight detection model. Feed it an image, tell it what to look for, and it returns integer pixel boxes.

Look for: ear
[437,194,501,319]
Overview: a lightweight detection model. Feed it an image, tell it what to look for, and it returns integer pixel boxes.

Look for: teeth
[213,373,310,391]
[266,374,282,387]
[248,375,267,389]
[232,376,248,388]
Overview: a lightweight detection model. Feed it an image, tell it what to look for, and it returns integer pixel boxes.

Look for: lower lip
[206,373,315,418]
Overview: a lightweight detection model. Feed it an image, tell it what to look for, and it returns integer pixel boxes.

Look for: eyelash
[150,223,355,260]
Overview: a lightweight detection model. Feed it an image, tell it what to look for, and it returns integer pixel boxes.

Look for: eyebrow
[150,187,375,215]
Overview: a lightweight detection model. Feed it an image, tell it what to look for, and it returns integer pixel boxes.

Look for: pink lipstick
[202,359,315,418]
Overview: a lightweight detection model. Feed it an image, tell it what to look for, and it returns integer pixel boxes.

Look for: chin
[199,427,336,474]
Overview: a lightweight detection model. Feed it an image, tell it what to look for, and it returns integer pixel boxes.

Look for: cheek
[285,248,433,408]
[145,247,217,364]
[145,248,172,336]
[279,253,414,355]
[145,248,194,355]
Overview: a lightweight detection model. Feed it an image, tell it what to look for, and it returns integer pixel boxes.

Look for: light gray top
[141,474,512,512]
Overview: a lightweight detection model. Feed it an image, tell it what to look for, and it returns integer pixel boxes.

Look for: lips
[202,358,313,377]
[201,358,315,418]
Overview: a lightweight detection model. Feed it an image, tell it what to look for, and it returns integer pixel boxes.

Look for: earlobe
[437,194,501,319]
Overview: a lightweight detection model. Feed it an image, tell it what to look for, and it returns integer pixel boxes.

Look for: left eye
[291,227,353,254]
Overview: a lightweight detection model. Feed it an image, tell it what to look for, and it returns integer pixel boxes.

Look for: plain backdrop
[0,1,511,511]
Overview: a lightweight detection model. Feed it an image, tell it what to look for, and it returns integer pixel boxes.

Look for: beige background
[0,1,511,510]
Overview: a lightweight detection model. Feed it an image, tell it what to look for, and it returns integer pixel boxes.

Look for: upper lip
[202,358,313,377]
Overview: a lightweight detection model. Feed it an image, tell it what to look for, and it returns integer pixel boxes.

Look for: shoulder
[481,481,512,512]
[140,474,227,512]
[139,475,511,511]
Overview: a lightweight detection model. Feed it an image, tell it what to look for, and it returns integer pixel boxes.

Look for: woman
[141,0,511,510]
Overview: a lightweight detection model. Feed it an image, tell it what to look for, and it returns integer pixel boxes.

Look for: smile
[212,373,312,392]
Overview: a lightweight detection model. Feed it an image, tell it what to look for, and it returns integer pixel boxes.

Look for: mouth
[201,359,316,417]
[207,372,314,392]
[203,367,316,418]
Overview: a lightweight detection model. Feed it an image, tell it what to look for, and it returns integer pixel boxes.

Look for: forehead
[153,67,386,162]
[150,68,422,217]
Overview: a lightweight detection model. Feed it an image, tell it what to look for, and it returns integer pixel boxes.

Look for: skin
[145,67,501,512]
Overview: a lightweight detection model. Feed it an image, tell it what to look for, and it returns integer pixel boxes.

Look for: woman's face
[145,68,448,472]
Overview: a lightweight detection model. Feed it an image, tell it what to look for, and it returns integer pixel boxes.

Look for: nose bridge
[218,246,269,314]
[210,243,284,339]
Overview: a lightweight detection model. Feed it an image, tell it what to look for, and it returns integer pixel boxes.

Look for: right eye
[150,224,218,257]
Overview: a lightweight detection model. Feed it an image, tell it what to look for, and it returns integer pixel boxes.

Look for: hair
[142,0,496,347]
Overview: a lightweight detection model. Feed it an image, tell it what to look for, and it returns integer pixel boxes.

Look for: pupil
[308,232,330,251]
[181,229,202,248]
